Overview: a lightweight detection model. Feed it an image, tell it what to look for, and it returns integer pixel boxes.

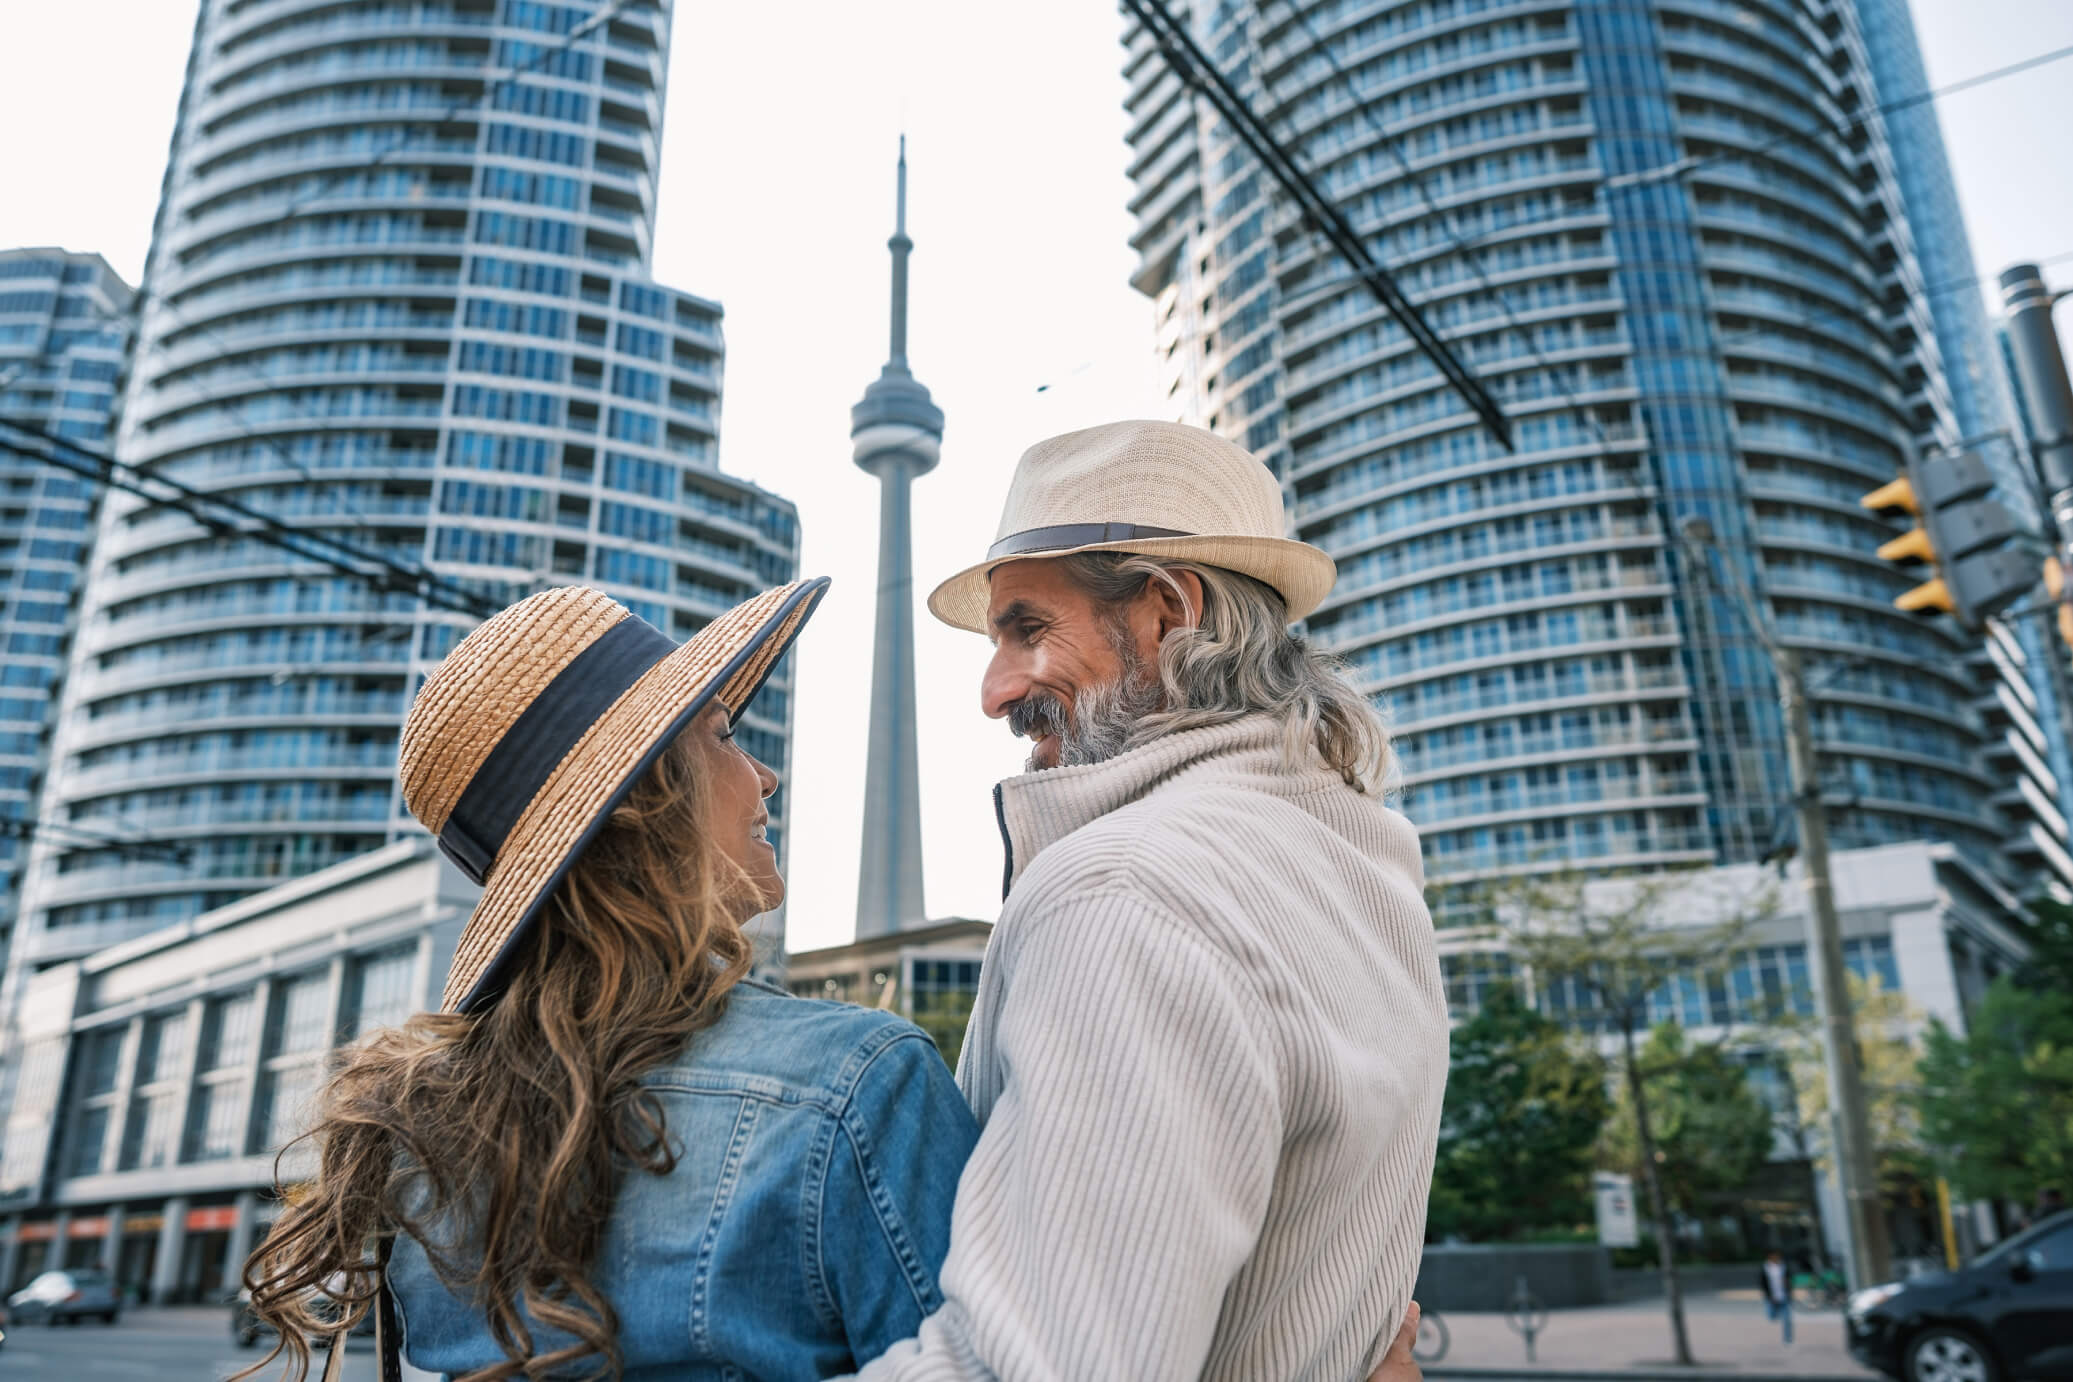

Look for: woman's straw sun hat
[400,578,828,1014]
[926,419,1335,634]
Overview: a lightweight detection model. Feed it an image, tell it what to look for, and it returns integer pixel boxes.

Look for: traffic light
[2045,554,2073,652]
[1860,452,2035,629]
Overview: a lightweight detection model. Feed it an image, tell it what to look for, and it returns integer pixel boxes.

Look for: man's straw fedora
[926,420,1335,634]
[399,577,828,1014]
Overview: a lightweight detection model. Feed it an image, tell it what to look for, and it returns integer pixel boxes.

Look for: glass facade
[0,250,132,973]
[1120,0,2050,894]
[1853,0,2073,890]
[11,0,801,973]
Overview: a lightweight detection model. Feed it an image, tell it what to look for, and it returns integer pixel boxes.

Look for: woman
[240,579,976,1380]
[240,580,1426,1381]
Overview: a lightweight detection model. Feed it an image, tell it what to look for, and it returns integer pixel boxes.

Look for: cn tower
[850,139,941,936]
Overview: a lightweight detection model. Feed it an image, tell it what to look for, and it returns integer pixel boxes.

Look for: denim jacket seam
[799,1094,844,1335]
[640,1019,914,1113]
[830,1033,945,1318]
[686,1095,761,1359]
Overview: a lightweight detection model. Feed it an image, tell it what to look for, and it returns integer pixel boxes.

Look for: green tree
[2015,896,2073,993]
[1779,976,1927,1194]
[1500,869,1774,1367]
[1429,985,1609,1242]
[910,990,976,1073]
[1599,1023,1774,1219]
[1917,978,2073,1203]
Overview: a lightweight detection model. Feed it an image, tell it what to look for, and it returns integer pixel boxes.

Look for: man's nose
[981,644,1029,720]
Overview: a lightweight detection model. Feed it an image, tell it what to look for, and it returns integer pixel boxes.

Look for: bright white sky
[3,2,2073,952]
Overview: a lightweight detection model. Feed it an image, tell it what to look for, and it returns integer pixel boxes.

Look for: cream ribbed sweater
[852,716,1448,1381]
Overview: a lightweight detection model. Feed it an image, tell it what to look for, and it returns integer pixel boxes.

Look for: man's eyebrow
[990,599,1043,633]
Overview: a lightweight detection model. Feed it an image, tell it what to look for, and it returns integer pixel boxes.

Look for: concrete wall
[1413,1243,1614,1312]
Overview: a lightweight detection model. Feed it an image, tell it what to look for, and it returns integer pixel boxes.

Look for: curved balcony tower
[1118,0,2053,895]
[851,140,942,938]
[10,0,802,974]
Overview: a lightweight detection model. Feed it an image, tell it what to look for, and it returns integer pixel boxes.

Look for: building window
[250,970,334,1158]
[135,1011,189,1085]
[120,1089,180,1171]
[65,1106,111,1178]
[182,1081,248,1162]
[60,1025,127,1181]
[251,1066,321,1158]
[344,947,417,1038]
[268,974,329,1056]
[199,991,258,1071]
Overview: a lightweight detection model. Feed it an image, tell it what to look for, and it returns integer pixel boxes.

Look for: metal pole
[2000,264,2073,553]
[1676,519,1893,1290]
[1776,643,1893,1291]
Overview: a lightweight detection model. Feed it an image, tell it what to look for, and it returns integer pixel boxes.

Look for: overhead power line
[1124,0,1514,450]
[0,817,191,867]
[1262,0,1625,454]
[1604,41,2073,191]
[0,418,499,619]
[0,1,649,625]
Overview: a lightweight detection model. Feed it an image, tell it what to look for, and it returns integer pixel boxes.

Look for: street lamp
[1675,516,1893,1291]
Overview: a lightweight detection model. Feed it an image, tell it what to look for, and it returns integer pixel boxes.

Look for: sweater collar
[993,713,1339,896]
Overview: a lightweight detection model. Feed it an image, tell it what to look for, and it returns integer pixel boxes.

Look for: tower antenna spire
[888,134,911,370]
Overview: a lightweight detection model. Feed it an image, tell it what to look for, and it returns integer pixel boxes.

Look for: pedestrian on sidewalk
[1759,1250,1794,1344]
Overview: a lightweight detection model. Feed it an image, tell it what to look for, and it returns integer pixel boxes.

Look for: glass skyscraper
[1120,0,2067,894]
[0,249,133,974]
[1853,0,2073,889]
[10,0,800,977]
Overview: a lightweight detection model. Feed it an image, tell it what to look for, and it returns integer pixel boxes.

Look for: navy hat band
[438,614,678,885]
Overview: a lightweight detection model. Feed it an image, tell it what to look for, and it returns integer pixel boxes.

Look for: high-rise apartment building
[1120,0,2069,897]
[0,250,133,973]
[10,0,800,979]
[1852,0,2073,894]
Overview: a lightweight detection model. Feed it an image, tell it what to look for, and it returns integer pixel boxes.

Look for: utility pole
[2002,264,2073,563]
[1677,517,1894,1291]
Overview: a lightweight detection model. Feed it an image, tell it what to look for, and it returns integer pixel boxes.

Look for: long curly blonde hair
[238,730,751,1381]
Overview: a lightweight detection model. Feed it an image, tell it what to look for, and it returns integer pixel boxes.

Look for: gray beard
[1009,641,1164,771]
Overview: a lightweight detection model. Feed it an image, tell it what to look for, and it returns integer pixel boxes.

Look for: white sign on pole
[1594,1171,1640,1248]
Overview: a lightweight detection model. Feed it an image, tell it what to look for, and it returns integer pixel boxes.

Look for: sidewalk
[1427,1290,1880,1380]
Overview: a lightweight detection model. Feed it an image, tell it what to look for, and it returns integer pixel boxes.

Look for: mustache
[1006,693,1069,742]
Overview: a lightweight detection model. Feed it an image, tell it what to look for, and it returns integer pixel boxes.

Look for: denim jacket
[387,980,979,1380]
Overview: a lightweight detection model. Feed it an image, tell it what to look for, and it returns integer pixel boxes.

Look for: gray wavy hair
[1055,552,1395,794]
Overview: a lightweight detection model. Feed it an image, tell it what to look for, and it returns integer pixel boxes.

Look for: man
[1758,1250,1793,1345]
[853,420,1448,1380]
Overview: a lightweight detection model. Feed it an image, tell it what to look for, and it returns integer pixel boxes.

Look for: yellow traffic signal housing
[1861,476,1918,514]
[2047,556,2073,651]
[1876,528,1935,564]
[1859,455,2035,629]
[1893,578,1955,614]
[1863,476,1944,610]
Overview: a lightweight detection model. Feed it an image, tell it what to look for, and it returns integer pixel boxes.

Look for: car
[6,1269,120,1326]
[1847,1211,2073,1382]
[231,1282,375,1348]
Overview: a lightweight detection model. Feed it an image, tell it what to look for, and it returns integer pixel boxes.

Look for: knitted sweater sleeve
[850,887,1281,1380]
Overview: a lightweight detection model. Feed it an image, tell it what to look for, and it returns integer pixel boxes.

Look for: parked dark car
[7,1269,120,1326]
[1847,1211,2073,1381]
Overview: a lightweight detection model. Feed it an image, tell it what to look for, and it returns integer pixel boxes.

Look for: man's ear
[1148,568,1204,640]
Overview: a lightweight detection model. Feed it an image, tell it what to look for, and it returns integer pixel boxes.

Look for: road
[0,1307,435,1381]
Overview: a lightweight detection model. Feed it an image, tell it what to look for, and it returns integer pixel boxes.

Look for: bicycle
[1412,1307,1450,1363]
[1792,1267,1848,1311]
